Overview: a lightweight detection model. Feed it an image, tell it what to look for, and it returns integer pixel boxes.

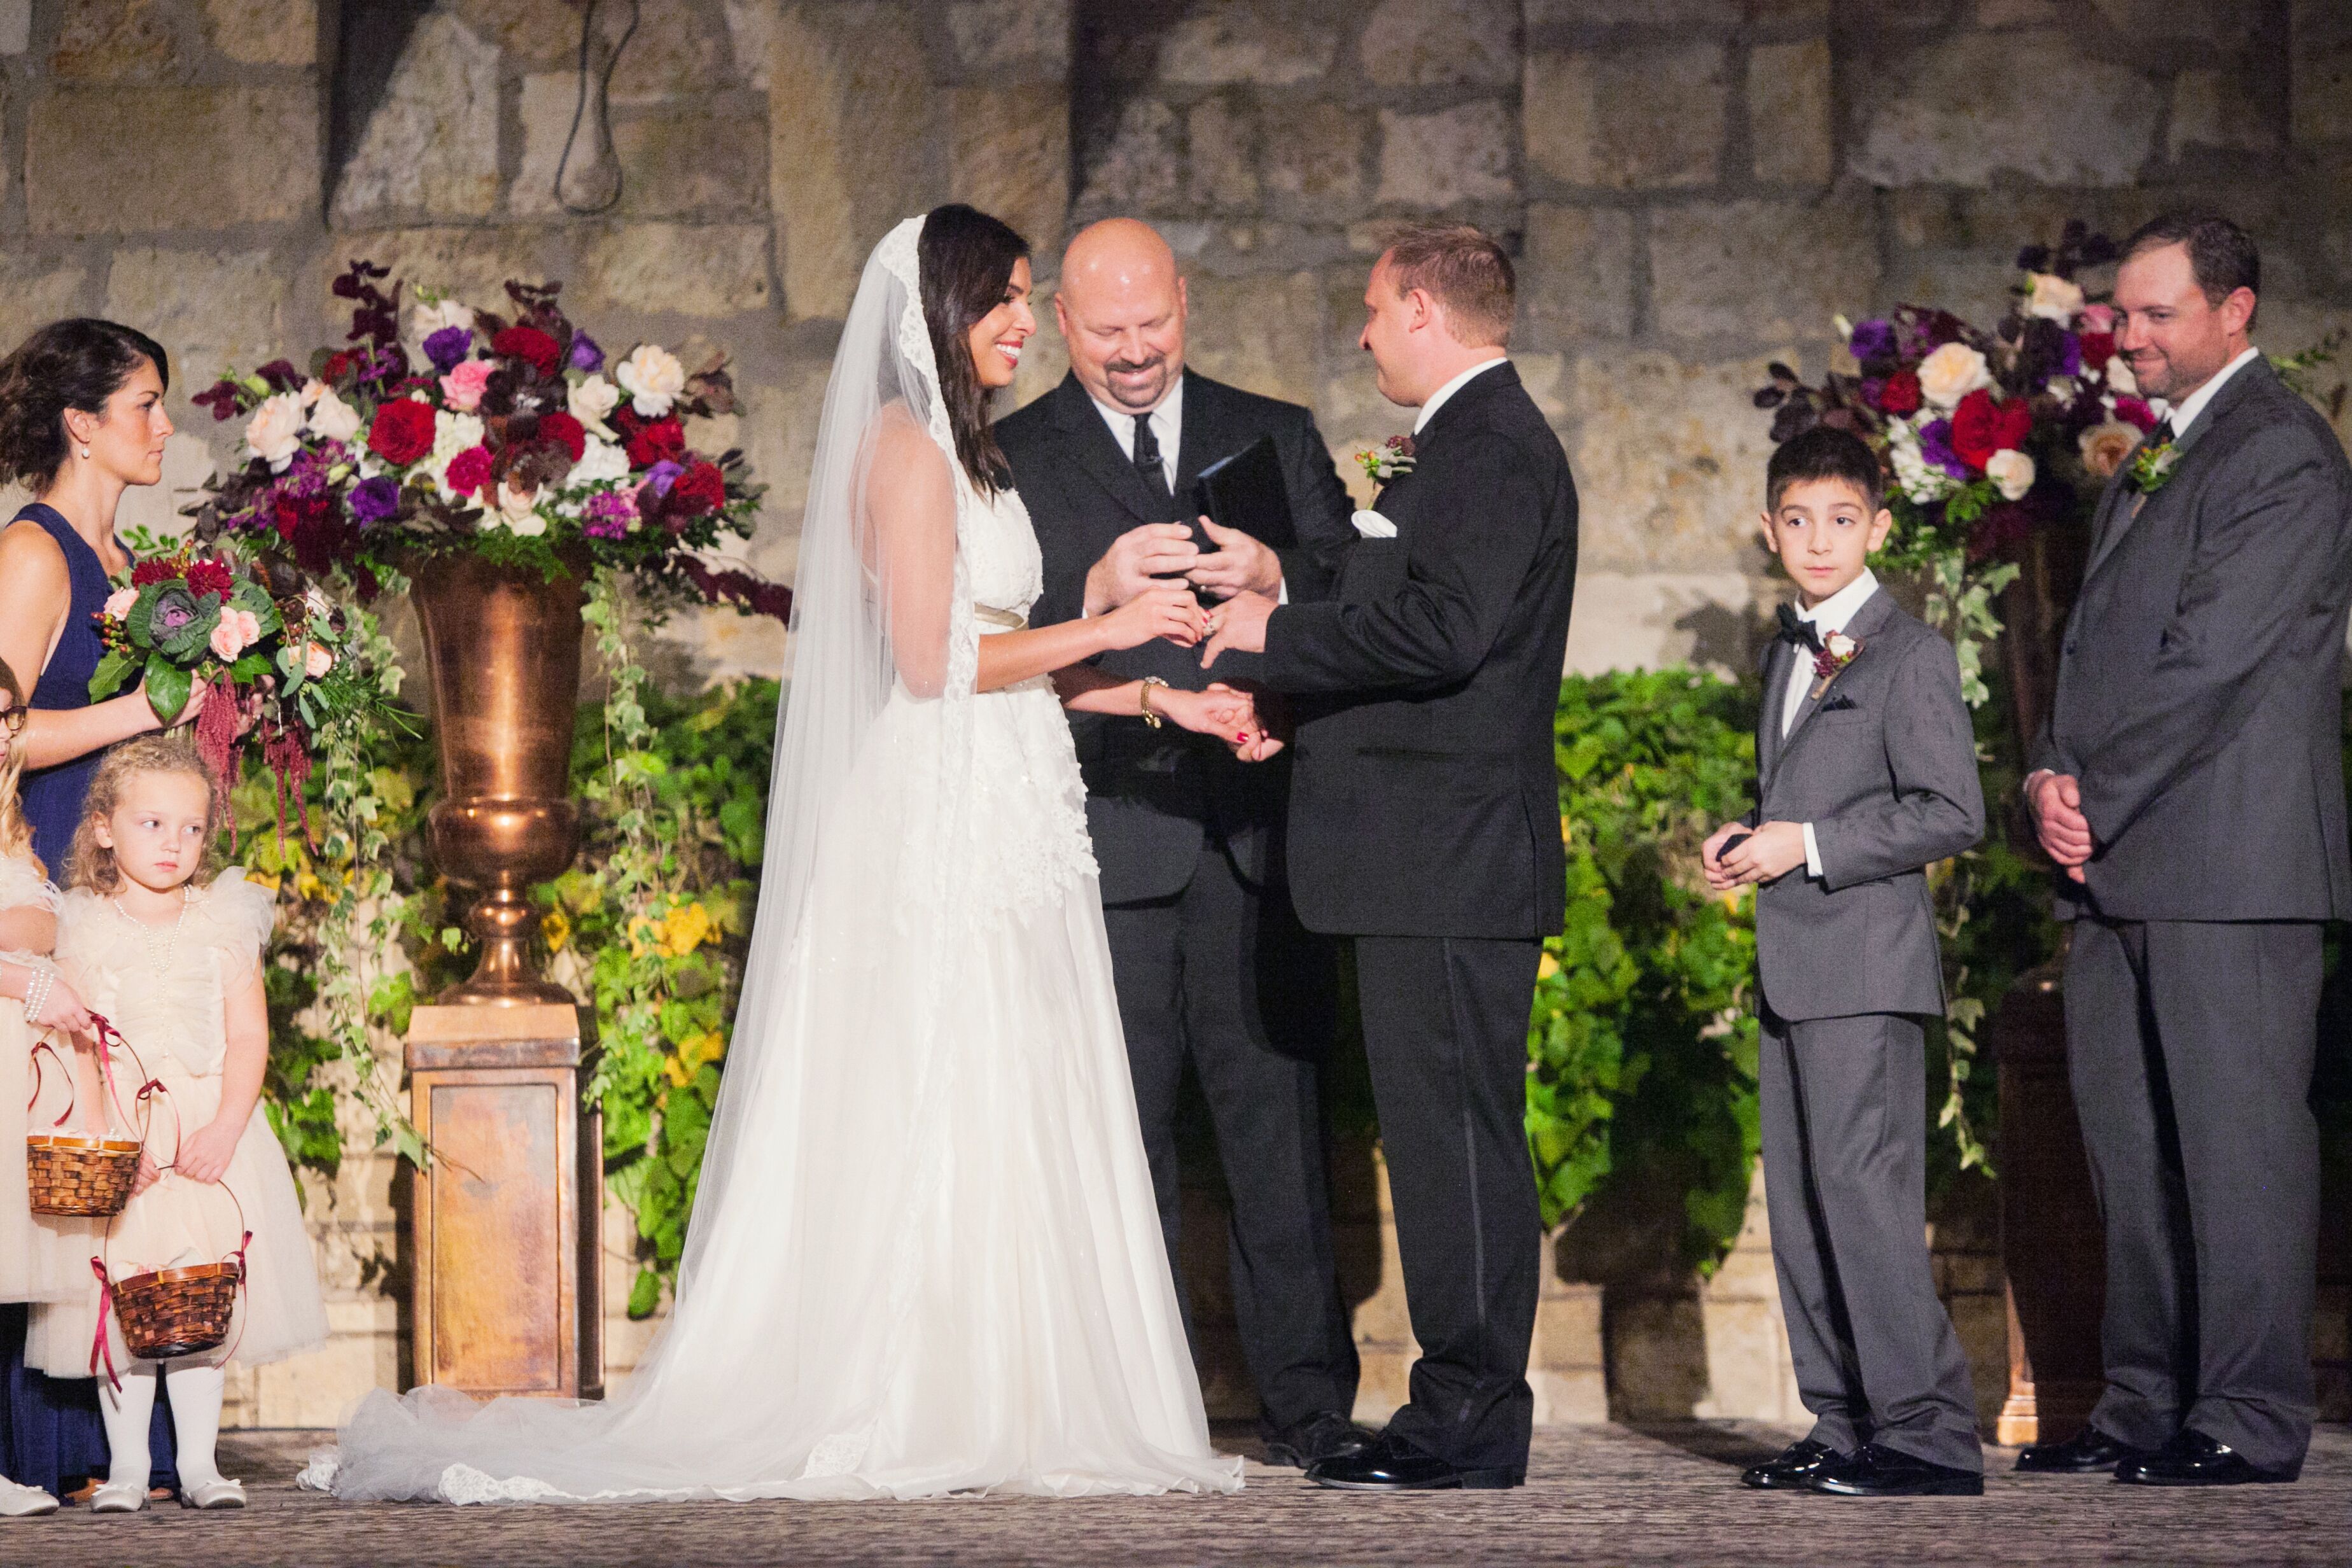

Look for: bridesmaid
[0,318,202,1502]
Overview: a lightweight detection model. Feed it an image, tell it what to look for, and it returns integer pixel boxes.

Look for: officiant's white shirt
[1089,378,1184,494]
[1784,568,1880,881]
[1414,356,1508,434]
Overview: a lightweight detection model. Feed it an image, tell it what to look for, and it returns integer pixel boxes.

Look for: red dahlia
[130,559,176,587]
[367,398,437,466]
[444,444,493,496]
[671,460,727,516]
[2078,332,2115,371]
[493,326,562,377]
[538,411,586,462]
[624,416,685,470]
[1878,368,1923,416]
[184,558,235,603]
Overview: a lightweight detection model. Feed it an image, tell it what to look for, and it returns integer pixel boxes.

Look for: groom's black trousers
[1352,934,1543,1474]
[1104,837,1360,1431]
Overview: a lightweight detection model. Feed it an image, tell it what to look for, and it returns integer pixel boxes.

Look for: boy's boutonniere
[2125,432,2179,496]
[1353,434,1415,484]
[1809,630,1862,700]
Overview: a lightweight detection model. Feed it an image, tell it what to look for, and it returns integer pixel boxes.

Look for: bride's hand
[1152,683,1282,759]
[1097,583,1207,652]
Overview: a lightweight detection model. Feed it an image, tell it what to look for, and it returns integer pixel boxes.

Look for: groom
[1203,224,1579,1490]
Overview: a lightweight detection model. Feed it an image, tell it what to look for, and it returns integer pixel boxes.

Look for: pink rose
[209,608,261,662]
[439,359,494,412]
[305,642,333,678]
[102,587,138,620]
[2079,303,2117,333]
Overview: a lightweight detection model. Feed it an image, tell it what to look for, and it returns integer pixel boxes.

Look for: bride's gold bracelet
[1139,675,1170,729]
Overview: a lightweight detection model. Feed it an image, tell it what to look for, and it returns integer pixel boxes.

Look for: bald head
[1056,218,1188,414]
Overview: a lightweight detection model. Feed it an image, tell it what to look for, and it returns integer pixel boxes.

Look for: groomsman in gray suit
[2024,213,2352,1486]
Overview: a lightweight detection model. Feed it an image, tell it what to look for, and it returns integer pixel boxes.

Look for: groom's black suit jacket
[997,368,1357,902]
[1256,363,1579,939]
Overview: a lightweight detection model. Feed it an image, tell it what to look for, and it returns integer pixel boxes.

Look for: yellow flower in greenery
[542,908,573,953]
[295,868,328,903]
[247,869,283,895]
[659,902,713,958]
[627,913,660,958]
[1537,951,1562,982]
[662,1053,696,1088]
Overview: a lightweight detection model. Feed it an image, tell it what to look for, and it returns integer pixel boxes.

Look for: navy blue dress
[1,502,177,1497]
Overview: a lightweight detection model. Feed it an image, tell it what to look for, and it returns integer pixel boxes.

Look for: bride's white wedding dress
[311,217,1240,1503]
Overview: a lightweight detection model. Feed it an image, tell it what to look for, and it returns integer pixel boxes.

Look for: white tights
[98,1362,227,1492]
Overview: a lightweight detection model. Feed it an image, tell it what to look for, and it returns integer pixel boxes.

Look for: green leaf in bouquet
[143,655,192,725]
[88,647,139,702]
[125,582,165,649]
[235,650,275,685]
[230,577,281,630]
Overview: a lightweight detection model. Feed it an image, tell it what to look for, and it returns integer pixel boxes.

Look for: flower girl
[28,735,326,1512]
[0,661,100,1517]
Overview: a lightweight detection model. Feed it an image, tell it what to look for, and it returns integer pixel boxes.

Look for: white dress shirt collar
[2159,344,2260,437]
[1413,356,1508,435]
[1796,566,1880,635]
[1089,376,1185,489]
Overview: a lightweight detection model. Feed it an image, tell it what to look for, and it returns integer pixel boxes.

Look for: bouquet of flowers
[88,543,395,837]
[187,263,788,618]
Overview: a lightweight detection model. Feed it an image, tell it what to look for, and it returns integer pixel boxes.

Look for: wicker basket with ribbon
[87,1080,250,1385]
[25,1014,161,1218]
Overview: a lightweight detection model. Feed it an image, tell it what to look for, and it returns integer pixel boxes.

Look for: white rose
[571,435,631,486]
[1916,342,1994,409]
[1985,448,2036,502]
[2024,272,2085,323]
[615,344,687,417]
[1887,428,1950,505]
[300,378,326,407]
[307,386,363,445]
[2104,354,2138,396]
[568,374,621,436]
[412,298,475,340]
[243,391,307,472]
[497,479,548,536]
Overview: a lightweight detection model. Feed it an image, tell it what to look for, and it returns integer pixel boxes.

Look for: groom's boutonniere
[2125,434,2179,496]
[1809,630,1862,700]
[1353,434,1415,484]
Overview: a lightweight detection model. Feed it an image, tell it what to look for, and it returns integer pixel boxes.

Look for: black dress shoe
[1810,1444,1984,1497]
[1740,1438,1842,1490]
[2015,1425,2152,1474]
[2115,1430,2300,1487]
[1306,1432,1523,1492]
[1263,1410,1374,1469]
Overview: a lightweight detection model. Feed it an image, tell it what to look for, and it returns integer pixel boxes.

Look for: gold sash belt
[972,605,1028,631]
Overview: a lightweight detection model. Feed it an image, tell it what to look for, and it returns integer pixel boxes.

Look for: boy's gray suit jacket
[2031,356,2352,921]
[1748,592,1985,1022]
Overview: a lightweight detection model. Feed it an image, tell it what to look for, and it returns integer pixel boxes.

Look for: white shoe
[88,1480,146,1513]
[0,1480,59,1517]
[179,1476,246,1511]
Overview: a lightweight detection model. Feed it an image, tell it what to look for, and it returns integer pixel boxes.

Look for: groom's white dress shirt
[1783,568,1880,881]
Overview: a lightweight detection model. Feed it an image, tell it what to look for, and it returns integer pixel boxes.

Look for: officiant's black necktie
[1131,414,1175,518]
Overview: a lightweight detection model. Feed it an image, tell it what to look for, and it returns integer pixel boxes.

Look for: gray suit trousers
[2064,917,2321,1471]
[1760,1011,1982,1471]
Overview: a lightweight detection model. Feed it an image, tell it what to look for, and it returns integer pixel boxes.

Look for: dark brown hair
[1768,424,1886,514]
[0,318,171,492]
[2122,211,2260,323]
[918,203,1030,493]
[66,735,219,895]
[1382,224,1516,347]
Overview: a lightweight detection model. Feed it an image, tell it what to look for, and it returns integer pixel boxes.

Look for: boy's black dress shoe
[2014,1425,2152,1474]
[1262,1411,1373,1469]
[1740,1439,1842,1490]
[2114,1431,2300,1487]
[1810,1444,1984,1497]
[1306,1432,1523,1491]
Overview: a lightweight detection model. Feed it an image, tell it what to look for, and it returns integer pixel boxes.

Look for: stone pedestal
[404,1004,603,1401]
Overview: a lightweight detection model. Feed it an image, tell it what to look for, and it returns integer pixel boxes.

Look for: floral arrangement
[1352,434,1415,483]
[188,263,788,617]
[88,541,393,837]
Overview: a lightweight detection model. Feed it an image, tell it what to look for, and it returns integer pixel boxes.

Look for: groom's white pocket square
[1352,509,1398,539]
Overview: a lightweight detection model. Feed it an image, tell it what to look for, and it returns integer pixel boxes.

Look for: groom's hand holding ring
[1199,590,1276,668]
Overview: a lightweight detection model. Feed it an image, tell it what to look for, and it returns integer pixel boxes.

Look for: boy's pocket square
[1819,694,1860,712]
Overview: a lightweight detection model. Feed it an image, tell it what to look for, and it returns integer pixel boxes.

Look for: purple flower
[1847,318,1896,365]
[583,488,637,540]
[424,326,474,374]
[2056,331,2083,379]
[568,332,605,374]
[1917,418,1970,480]
[645,459,683,499]
[351,475,402,525]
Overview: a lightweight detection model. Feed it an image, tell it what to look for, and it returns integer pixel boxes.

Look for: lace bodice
[960,471,1044,622]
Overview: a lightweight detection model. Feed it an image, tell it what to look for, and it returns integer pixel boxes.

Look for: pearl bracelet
[22,966,53,1026]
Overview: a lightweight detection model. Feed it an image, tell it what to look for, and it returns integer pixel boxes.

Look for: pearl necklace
[115,885,195,970]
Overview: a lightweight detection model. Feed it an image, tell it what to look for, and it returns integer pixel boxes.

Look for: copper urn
[410,550,586,1005]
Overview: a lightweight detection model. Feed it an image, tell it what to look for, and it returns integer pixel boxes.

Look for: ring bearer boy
[1702,426,1986,1498]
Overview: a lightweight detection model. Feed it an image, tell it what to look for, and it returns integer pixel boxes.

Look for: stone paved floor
[11,1424,2347,1565]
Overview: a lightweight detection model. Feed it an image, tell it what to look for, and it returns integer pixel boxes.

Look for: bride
[316,207,1264,1502]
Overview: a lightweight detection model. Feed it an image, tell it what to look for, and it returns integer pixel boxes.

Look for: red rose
[367,398,437,466]
[624,416,685,470]
[444,444,494,497]
[184,558,235,603]
[672,460,727,516]
[322,351,354,384]
[1949,388,2033,473]
[2112,396,2159,433]
[538,411,586,462]
[1878,368,1922,416]
[492,326,562,377]
[2077,332,2115,372]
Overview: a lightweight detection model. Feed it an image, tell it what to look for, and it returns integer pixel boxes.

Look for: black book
[1189,435,1293,549]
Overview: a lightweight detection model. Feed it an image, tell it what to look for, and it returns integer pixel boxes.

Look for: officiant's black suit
[2032,356,2352,1475]
[1252,362,1579,1477]
[995,368,1363,1432]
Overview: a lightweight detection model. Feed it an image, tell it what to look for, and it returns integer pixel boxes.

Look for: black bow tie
[1777,601,1824,654]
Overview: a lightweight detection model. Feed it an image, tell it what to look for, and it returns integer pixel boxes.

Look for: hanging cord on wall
[556,0,641,215]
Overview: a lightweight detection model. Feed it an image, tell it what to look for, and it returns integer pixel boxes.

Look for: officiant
[995,219,1366,1471]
